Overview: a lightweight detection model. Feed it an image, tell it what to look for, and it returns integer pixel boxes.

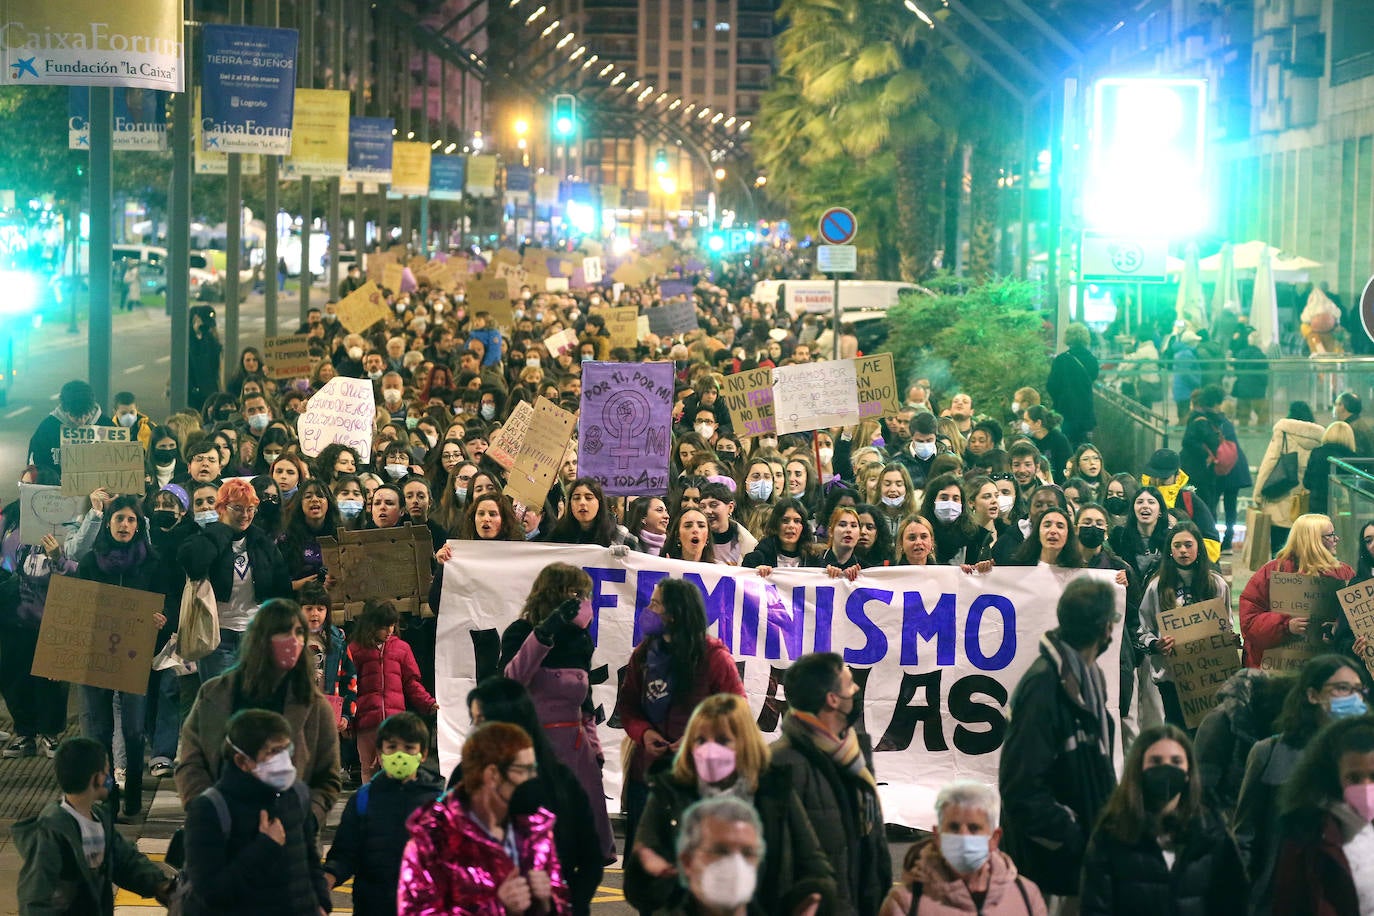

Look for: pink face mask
[1345,783,1374,822]
[271,633,303,671]
[692,741,737,784]
[573,599,594,629]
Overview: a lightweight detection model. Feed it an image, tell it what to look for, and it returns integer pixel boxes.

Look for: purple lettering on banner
[966,595,1017,670]
[584,566,626,645]
[845,588,893,665]
[631,570,670,644]
[579,361,674,496]
[684,571,737,650]
[900,591,957,666]
[763,584,806,661]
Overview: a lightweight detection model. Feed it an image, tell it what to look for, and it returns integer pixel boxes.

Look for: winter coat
[771,718,892,916]
[1047,345,1099,441]
[1032,429,1074,484]
[500,618,613,859]
[1144,472,1222,560]
[174,669,342,828]
[1233,734,1307,916]
[1079,807,1248,916]
[349,634,437,731]
[0,509,77,629]
[14,799,168,915]
[176,520,293,606]
[398,790,569,916]
[617,634,745,783]
[1137,571,1232,684]
[1303,442,1356,515]
[1194,669,1281,820]
[507,762,607,916]
[1239,557,1354,668]
[324,768,446,916]
[1271,803,1369,916]
[182,764,329,915]
[74,542,165,595]
[742,536,827,570]
[625,766,837,914]
[1172,345,1201,402]
[1251,419,1326,527]
[999,633,1117,896]
[1230,345,1268,400]
[313,625,357,721]
[1203,409,1252,490]
[877,841,1046,916]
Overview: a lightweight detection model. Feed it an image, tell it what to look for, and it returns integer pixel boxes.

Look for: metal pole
[89,87,114,408]
[420,49,431,255]
[831,273,840,360]
[354,0,367,256]
[1019,100,1032,280]
[327,0,343,297]
[222,0,245,384]
[263,0,280,335]
[168,0,193,411]
[299,0,315,319]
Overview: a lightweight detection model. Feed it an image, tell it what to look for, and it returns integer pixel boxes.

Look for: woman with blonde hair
[876,462,919,541]
[1240,513,1355,668]
[937,416,966,457]
[625,693,835,914]
[1303,420,1357,515]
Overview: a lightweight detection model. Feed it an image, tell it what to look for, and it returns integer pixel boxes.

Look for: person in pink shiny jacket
[398,721,569,916]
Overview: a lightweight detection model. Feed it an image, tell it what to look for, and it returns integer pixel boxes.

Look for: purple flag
[579,361,674,496]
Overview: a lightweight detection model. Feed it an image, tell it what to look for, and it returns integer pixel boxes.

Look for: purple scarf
[96,539,148,574]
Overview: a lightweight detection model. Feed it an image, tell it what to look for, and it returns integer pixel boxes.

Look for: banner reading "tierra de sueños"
[435,542,1125,829]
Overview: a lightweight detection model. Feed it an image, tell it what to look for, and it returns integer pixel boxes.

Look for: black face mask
[153,448,178,467]
[1140,764,1188,812]
[1077,526,1106,550]
[150,509,179,531]
[1104,495,1129,516]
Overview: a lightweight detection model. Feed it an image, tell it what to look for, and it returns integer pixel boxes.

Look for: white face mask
[818,446,834,465]
[194,510,219,527]
[939,833,991,874]
[746,479,773,501]
[117,411,137,428]
[1012,401,1021,413]
[696,853,757,909]
[912,441,936,460]
[695,423,715,439]
[480,404,497,420]
[385,463,409,480]
[252,748,297,792]
[348,346,363,360]
[383,389,403,404]
[996,493,1016,515]
[934,499,962,522]
[881,494,905,508]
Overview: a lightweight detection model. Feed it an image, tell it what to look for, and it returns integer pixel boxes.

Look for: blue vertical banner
[346,116,394,183]
[68,88,169,151]
[505,164,532,193]
[429,153,466,201]
[200,24,298,155]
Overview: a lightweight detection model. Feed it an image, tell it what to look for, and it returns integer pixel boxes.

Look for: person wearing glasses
[400,721,569,915]
[177,478,293,682]
[1240,513,1354,670]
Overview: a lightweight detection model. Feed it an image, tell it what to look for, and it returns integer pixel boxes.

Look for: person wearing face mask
[667,797,773,916]
[1000,578,1120,909]
[879,780,1047,916]
[144,427,188,491]
[772,652,892,916]
[499,564,615,861]
[919,473,974,565]
[174,599,341,830]
[1233,654,1371,915]
[111,390,154,450]
[626,694,836,915]
[1079,725,1246,916]
[179,708,331,916]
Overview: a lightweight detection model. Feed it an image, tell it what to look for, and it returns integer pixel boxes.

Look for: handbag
[1260,433,1301,499]
[177,578,220,662]
[1241,506,1271,570]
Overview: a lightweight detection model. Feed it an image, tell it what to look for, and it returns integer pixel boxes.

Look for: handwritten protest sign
[466,276,514,326]
[583,257,603,284]
[721,368,776,437]
[1340,580,1374,677]
[1158,597,1242,727]
[605,306,639,351]
[505,397,577,509]
[32,577,159,694]
[580,362,673,496]
[297,376,376,461]
[855,353,900,419]
[262,334,315,380]
[646,300,697,337]
[335,280,392,333]
[544,327,578,358]
[1259,573,1338,672]
[486,399,534,469]
[381,262,404,292]
[317,526,434,620]
[772,361,861,435]
[17,482,84,546]
[60,441,144,496]
[61,426,130,444]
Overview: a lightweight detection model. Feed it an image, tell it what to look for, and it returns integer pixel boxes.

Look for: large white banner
[436,542,1124,829]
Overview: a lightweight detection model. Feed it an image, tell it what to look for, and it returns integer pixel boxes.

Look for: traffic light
[654,148,668,174]
[553,94,576,139]
[706,232,726,254]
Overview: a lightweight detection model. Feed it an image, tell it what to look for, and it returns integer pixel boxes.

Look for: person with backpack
[324,712,443,916]
[179,709,331,915]
[1139,448,1222,563]
[1190,386,1251,552]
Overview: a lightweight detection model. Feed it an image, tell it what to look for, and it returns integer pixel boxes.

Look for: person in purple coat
[499,562,614,860]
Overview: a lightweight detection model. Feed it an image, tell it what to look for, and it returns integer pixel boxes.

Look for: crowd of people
[4,248,1374,916]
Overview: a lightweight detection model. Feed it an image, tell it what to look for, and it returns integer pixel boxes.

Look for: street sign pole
[832,272,841,360]
[817,207,859,362]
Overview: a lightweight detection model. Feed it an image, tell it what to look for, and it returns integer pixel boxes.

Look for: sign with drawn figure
[334,280,391,332]
[32,576,161,694]
[772,361,861,435]
[579,362,673,496]
[17,482,84,546]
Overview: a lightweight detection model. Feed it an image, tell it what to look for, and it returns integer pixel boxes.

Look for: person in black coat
[187,306,223,413]
[742,498,824,573]
[999,578,1119,902]
[325,712,444,916]
[1302,421,1358,516]
[181,709,331,916]
[1045,322,1098,447]
[1080,724,1248,916]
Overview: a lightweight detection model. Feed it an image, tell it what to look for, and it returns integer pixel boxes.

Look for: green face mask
[380,750,423,780]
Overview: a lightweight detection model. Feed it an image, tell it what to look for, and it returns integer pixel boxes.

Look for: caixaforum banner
[2,1,183,92]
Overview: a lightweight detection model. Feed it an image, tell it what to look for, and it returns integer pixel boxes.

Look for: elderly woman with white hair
[879,780,1047,916]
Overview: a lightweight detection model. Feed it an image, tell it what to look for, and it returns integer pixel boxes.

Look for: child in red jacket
[348,600,438,781]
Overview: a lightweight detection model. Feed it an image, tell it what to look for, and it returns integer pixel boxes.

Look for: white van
[751,279,928,319]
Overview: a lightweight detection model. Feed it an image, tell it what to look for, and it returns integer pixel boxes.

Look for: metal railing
[1092,383,1170,475]
[1328,458,1374,552]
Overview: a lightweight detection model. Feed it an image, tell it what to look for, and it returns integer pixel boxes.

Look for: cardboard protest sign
[505,397,577,509]
[855,353,901,419]
[579,362,673,496]
[492,248,521,266]
[612,261,648,286]
[32,577,160,694]
[1339,579,1374,677]
[544,327,579,358]
[1259,572,1339,672]
[60,441,145,496]
[17,482,84,546]
[317,525,434,620]
[721,368,776,437]
[381,262,404,292]
[583,257,603,284]
[297,376,376,461]
[335,281,392,333]
[60,426,130,444]
[486,399,535,469]
[262,334,315,380]
[466,276,515,326]
[772,361,861,435]
[605,306,639,351]
[1158,597,1242,728]
[646,300,697,337]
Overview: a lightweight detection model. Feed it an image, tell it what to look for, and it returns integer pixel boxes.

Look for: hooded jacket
[14,798,168,915]
[348,634,437,731]
[877,841,1047,916]
[398,791,569,915]
[1140,470,1222,562]
[1251,418,1326,527]
[26,405,107,477]
[1193,668,1282,819]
